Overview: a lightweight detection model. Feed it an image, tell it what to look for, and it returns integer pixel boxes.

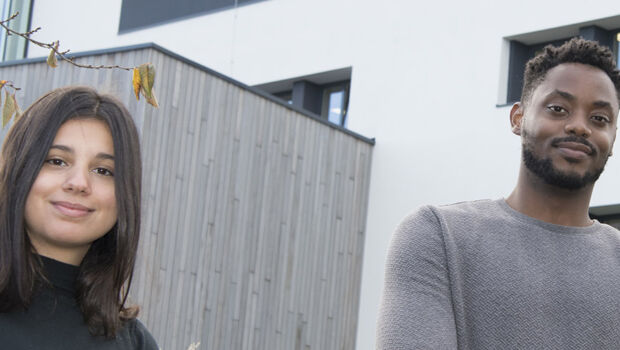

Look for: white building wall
[25,1,620,348]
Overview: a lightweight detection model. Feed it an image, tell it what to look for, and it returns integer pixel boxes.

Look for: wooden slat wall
[0,46,373,350]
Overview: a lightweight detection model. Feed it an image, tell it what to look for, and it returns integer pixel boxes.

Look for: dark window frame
[273,91,292,105]
[273,79,351,127]
[505,25,618,104]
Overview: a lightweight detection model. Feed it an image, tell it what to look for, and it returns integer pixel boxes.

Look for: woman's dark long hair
[0,86,142,337]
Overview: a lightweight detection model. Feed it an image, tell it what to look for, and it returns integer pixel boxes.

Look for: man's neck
[506,166,595,227]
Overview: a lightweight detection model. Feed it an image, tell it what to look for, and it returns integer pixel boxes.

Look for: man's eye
[547,105,566,113]
[592,115,610,123]
[94,167,114,176]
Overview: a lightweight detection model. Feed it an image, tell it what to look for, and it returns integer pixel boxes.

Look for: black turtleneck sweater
[0,256,158,349]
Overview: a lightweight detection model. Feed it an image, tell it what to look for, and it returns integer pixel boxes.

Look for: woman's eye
[46,158,66,166]
[93,167,114,177]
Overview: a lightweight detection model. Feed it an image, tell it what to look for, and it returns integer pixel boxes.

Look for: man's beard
[522,137,606,190]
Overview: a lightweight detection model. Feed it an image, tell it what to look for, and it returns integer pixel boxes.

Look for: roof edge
[0,42,375,145]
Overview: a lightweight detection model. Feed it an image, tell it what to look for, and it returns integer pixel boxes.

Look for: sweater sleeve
[376,206,457,350]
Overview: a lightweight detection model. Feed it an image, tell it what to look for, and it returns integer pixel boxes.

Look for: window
[0,0,32,62]
[590,204,620,230]
[615,32,620,68]
[119,0,266,33]
[254,67,352,128]
[502,15,620,105]
[322,82,349,127]
[506,37,572,103]
[273,91,292,105]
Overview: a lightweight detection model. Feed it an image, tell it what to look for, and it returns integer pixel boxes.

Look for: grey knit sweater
[377,199,620,350]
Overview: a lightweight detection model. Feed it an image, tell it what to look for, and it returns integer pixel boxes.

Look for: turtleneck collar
[39,255,79,294]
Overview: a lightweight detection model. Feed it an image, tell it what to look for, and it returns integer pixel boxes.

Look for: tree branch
[0,12,158,109]
[0,11,133,71]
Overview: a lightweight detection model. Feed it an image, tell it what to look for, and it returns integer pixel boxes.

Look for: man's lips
[52,201,94,218]
[551,136,596,160]
[555,141,593,155]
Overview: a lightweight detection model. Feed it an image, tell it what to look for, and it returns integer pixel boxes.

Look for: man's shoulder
[420,198,503,223]
[396,199,504,237]
[595,221,620,236]
[406,198,497,217]
[436,198,499,213]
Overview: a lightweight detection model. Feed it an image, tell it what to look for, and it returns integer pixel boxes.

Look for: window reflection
[328,90,345,126]
[616,33,620,68]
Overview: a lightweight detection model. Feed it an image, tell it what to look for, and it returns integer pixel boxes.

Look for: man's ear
[510,102,524,136]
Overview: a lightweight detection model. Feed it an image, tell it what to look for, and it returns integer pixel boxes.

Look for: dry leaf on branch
[187,342,201,350]
[12,94,22,121]
[132,68,141,101]
[137,63,158,107]
[144,87,159,108]
[2,91,15,127]
[1,13,159,113]
[46,41,59,68]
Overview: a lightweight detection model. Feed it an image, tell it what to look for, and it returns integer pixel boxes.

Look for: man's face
[513,63,618,190]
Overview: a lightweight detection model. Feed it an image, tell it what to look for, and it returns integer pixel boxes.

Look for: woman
[0,86,158,349]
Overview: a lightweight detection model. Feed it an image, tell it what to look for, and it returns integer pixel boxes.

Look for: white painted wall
[25,1,620,348]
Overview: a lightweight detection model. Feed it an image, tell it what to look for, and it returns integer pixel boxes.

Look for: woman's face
[24,118,118,265]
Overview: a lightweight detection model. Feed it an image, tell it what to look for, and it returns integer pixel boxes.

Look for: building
[2,0,620,348]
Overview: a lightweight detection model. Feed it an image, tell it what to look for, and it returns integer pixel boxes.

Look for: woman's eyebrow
[96,153,115,161]
[49,144,72,153]
[49,145,114,161]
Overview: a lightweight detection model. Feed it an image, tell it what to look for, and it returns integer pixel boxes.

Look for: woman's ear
[510,102,524,136]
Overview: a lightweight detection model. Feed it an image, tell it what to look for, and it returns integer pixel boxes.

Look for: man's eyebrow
[548,90,614,110]
[592,100,612,109]
[549,89,575,100]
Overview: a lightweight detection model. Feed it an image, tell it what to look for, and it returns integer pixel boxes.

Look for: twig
[0,11,133,71]
[0,12,158,109]
[0,12,18,25]
[0,81,21,91]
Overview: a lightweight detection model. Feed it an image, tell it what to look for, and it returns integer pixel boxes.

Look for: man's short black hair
[521,37,620,106]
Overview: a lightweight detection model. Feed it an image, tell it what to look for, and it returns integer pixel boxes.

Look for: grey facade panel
[119,0,264,33]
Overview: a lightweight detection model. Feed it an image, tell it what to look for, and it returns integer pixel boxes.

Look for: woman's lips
[52,201,94,218]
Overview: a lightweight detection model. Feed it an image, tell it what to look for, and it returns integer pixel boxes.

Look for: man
[377,38,620,349]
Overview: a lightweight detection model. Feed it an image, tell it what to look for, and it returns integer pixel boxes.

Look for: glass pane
[273,91,293,104]
[617,32,620,68]
[0,0,12,59]
[2,0,31,61]
[327,90,344,125]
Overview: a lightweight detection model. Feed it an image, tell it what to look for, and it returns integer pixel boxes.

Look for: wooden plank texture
[0,46,374,350]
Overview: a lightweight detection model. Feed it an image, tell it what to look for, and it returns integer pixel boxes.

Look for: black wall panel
[119,0,262,32]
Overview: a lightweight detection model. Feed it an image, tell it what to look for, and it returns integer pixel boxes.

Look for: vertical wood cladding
[0,45,373,350]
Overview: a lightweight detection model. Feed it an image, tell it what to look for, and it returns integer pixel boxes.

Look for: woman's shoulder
[124,318,159,350]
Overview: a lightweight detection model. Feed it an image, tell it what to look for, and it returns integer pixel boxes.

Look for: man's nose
[564,114,592,138]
